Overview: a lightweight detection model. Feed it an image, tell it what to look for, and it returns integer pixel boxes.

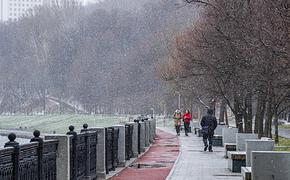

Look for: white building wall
[45,0,84,7]
[0,0,9,22]
[9,0,43,21]
[1,0,84,22]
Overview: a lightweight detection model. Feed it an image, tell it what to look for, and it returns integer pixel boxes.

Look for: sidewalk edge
[165,149,181,180]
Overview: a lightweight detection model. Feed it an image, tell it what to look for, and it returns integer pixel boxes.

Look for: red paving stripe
[111,129,179,180]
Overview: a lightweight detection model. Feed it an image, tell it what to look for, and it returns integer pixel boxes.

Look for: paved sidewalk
[111,129,179,180]
[160,127,242,180]
[276,128,290,139]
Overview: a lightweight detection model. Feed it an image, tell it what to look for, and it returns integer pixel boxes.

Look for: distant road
[278,128,290,139]
[0,135,30,148]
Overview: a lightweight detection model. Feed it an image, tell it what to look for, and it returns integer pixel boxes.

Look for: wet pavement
[277,128,290,139]
[160,127,242,180]
[111,129,180,180]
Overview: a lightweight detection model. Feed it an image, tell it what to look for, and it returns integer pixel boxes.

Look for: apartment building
[0,0,84,22]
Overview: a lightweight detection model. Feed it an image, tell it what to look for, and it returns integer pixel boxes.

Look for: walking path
[111,129,180,180]
[277,128,290,139]
[160,127,242,180]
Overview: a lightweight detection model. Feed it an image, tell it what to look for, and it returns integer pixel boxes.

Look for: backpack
[174,113,181,119]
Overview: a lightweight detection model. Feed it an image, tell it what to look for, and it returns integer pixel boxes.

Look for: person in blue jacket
[200,109,217,152]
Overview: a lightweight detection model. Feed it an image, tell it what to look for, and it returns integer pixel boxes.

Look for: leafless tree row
[157,0,290,140]
[0,0,198,115]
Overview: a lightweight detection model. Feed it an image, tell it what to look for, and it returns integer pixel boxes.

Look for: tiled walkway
[160,127,242,180]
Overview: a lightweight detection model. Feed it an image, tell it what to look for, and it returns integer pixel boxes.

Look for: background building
[46,0,84,7]
[0,0,84,22]
[0,0,8,22]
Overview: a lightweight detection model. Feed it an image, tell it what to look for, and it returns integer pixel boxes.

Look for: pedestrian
[200,109,217,152]
[173,109,182,136]
[182,110,192,136]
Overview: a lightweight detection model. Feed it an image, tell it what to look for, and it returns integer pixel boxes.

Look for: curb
[165,141,181,180]
[165,150,181,180]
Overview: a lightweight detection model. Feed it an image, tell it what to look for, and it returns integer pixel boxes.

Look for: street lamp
[175,91,181,109]
[150,108,155,119]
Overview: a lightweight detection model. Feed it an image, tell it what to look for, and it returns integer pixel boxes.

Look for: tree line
[157,0,290,141]
[0,0,198,115]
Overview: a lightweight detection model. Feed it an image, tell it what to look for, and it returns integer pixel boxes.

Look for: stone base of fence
[45,135,72,180]
[0,116,157,180]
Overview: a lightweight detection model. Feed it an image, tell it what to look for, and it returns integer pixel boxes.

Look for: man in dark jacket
[200,109,217,152]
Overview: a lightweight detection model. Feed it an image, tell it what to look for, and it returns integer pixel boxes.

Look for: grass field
[279,124,290,129]
[274,136,290,151]
[0,115,129,134]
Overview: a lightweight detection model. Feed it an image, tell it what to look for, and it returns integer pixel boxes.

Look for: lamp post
[150,108,155,119]
[175,91,181,109]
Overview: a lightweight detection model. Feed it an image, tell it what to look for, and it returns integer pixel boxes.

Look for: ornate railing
[105,127,113,174]
[0,146,14,180]
[1,117,156,180]
[0,130,58,180]
[112,127,119,167]
[67,124,97,180]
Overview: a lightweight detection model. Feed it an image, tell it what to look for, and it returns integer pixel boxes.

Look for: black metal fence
[0,130,58,180]
[134,117,149,154]
[1,118,155,180]
[112,128,119,168]
[67,124,97,180]
[105,127,119,174]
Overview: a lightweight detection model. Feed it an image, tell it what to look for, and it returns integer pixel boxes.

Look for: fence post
[139,122,146,152]
[112,125,125,167]
[82,124,91,180]
[144,120,150,147]
[153,118,156,138]
[67,125,77,180]
[4,133,20,180]
[45,134,72,180]
[95,127,106,179]
[148,119,154,143]
[110,127,115,171]
[30,130,44,180]
[130,122,138,157]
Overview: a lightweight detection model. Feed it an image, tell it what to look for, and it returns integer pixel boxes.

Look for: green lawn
[156,118,175,128]
[274,136,290,151]
[0,115,129,134]
[279,124,290,129]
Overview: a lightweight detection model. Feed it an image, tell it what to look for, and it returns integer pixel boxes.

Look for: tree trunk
[234,96,244,133]
[225,106,229,125]
[42,88,46,115]
[210,98,216,116]
[274,109,279,143]
[244,93,253,133]
[59,96,62,115]
[219,99,226,124]
[255,93,266,138]
[264,102,274,137]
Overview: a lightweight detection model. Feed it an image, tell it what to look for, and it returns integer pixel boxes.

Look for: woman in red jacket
[182,110,192,136]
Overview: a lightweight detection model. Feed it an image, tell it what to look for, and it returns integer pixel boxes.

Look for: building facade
[0,0,84,22]
[48,0,85,7]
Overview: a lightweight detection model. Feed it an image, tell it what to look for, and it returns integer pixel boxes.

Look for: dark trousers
[175,125,181,134]
[184,122,190,135]
[203,133,213,150]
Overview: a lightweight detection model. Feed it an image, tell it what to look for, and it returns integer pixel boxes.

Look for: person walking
[182,110,192,136]
[173,109,182,136]
[200,109,217,152]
